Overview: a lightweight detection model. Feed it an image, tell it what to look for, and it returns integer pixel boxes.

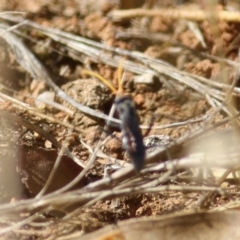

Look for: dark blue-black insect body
[115,95,145,172]
[81,68,145,171]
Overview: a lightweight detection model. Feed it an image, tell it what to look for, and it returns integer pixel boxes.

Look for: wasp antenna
[117,58,126,95]
[81,69,117,94]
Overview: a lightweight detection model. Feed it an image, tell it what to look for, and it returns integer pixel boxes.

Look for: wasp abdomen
[115,95,145,171]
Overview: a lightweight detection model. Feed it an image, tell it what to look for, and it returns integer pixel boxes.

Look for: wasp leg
[143,116,155,138]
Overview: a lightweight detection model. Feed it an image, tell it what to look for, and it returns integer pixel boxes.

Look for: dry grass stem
[109,8,240,23]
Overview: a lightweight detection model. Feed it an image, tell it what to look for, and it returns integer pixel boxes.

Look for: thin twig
[109,8,240,23]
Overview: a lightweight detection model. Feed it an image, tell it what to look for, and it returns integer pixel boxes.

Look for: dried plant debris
[1,0,240,239]
[76,211,240,240]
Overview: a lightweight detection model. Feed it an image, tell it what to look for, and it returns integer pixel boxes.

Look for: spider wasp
[82,63,145,171]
